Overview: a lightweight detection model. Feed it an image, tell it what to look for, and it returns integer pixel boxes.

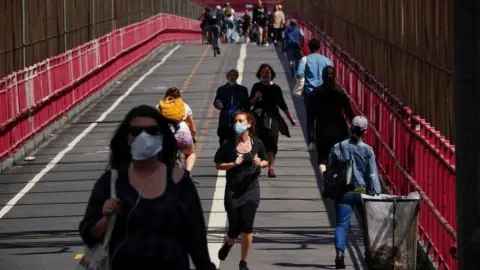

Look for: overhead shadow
[272,262,336,269]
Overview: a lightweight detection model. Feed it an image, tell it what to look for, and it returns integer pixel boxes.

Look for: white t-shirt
[171,103,192,134]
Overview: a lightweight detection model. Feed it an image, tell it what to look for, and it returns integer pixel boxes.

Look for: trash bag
[361,192,421,270]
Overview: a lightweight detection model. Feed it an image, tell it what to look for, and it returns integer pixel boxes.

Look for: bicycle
[208,25,220,57]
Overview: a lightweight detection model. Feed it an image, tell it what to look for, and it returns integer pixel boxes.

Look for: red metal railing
[290,15,457,270]
[0,14,201,163]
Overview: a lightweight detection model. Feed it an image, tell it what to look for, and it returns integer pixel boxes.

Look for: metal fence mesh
[0,0,204,79]
[283,0,453,139]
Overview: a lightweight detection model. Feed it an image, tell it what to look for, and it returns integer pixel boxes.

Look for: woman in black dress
[250,63,297,177]
[214,111,268,270]
[79,105,215,270]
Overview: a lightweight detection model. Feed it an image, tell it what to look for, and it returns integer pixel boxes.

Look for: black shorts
[226,201,258,239]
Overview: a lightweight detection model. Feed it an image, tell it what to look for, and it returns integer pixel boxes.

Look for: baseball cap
[290,19,297,25]
[351,116,368,132]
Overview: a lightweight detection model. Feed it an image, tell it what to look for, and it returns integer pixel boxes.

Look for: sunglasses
[128,126,161,137]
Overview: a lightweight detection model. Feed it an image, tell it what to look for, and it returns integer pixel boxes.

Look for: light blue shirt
[296,53,333,93]
[327,139,382,194]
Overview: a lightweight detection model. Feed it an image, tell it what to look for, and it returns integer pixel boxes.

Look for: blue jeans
[208,25,220,50]
[334,192,366,253]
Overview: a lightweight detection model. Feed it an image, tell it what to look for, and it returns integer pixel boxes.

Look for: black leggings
[226,201,258,239]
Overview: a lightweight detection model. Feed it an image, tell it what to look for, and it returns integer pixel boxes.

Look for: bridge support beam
[452,0,480,269]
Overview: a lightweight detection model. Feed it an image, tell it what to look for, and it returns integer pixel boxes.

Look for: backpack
[158,97,185,123]
[206,11,218,25]
[225,7,233,16]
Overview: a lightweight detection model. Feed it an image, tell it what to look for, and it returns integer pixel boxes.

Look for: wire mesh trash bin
[361,192,421,270]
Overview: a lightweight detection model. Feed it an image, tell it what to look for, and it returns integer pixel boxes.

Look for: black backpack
[322,141,355,199]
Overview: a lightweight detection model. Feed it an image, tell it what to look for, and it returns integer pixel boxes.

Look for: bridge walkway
[0,42,365,270]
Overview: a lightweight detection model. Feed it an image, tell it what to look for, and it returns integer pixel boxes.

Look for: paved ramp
[0,42,365,269]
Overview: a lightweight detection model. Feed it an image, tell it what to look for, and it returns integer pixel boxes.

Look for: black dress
[308,85,355,163]
[79,166,215,270]
[250,82,291,154]
[214,137,267,238]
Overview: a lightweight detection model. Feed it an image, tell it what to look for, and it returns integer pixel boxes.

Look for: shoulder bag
[76,169,118,270]
[322,141,355,199]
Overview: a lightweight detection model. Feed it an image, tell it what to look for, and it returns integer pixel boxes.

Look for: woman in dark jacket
[308,66,355,175]
[250,63,297,177]
[79,105,215,270]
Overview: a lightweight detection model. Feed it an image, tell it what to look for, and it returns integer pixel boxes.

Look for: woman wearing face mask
[79,105,215,270]
[214,111,268,270]
[250,63,297,178]
[308,66,355,176]
[213,69,251,145]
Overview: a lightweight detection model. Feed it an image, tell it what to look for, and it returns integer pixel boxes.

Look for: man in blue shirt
[283,19,304,75]
[296,38,333,151]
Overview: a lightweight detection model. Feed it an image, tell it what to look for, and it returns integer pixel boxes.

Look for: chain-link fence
[0,0,205,79]
[283,0,453,139]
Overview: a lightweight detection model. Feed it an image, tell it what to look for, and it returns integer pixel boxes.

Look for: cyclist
[205,7,223,55]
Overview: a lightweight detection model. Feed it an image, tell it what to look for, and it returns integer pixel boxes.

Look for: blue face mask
[233,123,248,135]
[260,78,270,83]
[130,132,163,161]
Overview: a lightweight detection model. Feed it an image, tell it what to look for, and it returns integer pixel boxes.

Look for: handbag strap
[339,140,350,161]
[102,169,118,245]
[300,56,307,76]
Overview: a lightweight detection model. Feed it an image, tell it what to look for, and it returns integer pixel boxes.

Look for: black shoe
[217,48,221,55]
[239,260,249,270]
[335,252,346,269]
[218,241,233,261]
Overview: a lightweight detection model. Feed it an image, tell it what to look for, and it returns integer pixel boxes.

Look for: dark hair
[308,38,321,53]
[233,111,256,137]
[109,105,179,169]
[321,65,336,89]
[350,126,366,141]
[255,63,276,80]
[164,87,181,99]
[226,69,239,78]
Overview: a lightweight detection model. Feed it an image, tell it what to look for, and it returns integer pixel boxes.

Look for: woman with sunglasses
[214,111,268,270]
[79,105,215,270]
[250,63,297,178]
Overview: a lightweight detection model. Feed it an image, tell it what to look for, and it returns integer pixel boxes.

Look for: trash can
[361,192,421,270]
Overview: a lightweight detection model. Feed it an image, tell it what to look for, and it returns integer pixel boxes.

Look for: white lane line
[0,45,181,219]
[207,43,248,269]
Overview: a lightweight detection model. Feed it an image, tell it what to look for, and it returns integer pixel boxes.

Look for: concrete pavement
[0,42,365,269]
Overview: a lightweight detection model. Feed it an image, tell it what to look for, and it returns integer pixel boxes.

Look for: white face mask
[130,132,164,161]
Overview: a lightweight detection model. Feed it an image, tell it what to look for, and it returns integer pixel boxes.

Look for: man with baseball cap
[326,115,382,269]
